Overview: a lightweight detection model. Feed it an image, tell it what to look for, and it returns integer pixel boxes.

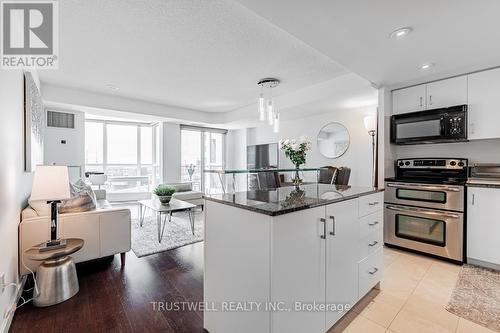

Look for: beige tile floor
[341,247,497,333]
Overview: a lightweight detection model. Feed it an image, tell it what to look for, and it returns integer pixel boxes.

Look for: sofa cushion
[167,183,192,192]
[96,199,112,210]
[28,199,50,216]
[59,179,96,214]
[172,190,203,201]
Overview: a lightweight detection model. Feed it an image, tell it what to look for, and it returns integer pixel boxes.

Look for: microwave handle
[440,116,446,135]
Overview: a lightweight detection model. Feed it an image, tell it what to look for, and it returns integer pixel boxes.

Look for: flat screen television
[247,143,279,170]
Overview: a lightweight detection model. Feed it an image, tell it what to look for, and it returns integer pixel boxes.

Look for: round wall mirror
[317,122,350,158]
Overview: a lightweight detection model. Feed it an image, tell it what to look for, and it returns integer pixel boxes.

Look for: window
[85,122,103,164]
[107,124,137,164]
[181,126,226,194]
[85,119,161,202]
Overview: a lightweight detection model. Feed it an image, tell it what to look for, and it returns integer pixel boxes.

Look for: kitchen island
[203,184,384,333]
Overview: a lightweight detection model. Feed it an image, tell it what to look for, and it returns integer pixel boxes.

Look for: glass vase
[292,165,303,186]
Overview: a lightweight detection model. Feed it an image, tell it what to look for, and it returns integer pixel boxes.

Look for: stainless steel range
[384,158,468,263]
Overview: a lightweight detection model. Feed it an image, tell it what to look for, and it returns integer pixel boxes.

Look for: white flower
[299,135,308,144]
[290,142,299,150]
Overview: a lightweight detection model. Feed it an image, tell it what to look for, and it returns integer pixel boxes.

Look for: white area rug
[131,210,204,257]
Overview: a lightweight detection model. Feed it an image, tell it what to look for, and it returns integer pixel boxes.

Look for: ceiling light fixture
[390,27,412,39]
[420,63,434,70]
[257,78,280,132]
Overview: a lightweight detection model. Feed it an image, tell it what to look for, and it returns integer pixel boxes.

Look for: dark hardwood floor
[9,241,205,333]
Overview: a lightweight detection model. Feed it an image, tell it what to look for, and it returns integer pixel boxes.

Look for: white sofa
[19,190,131,275]
[167,182,204,207]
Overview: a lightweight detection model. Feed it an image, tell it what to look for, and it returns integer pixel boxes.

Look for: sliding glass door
[85,119,161,201]
[181,126,226,194]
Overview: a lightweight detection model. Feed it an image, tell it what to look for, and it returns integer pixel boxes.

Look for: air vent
[47,111,75,129]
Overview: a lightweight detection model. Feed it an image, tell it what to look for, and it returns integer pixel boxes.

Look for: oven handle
[385,205,461,219]
[386,183,461,192]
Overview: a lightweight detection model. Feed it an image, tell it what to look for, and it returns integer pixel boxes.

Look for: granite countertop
[204,184,383,216]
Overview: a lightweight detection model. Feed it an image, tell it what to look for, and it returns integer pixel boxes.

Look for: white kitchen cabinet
[426,76,467,109]
[204,191,384,333]
[392,84,426,114]
[272,206,326,333]
[468,68,500,140]
[325,200,359,328]
[392,76,467,115]
[467,186,500,267]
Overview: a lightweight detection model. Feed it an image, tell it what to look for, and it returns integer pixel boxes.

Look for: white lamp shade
[364,115,377,132]
[30,165,71,201]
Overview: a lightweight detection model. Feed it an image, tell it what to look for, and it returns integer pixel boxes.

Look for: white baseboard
[1,275,27,333]
[467,257,500,271]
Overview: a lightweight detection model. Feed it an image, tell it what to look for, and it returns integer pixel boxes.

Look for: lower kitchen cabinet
[204,191,384,333]
[467,186,500,268]
[325,199,359,328]
[272,206,326,333]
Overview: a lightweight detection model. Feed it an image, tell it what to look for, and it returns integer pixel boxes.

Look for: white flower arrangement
[279,136,312,167]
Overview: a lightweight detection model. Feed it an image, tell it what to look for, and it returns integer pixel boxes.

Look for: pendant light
[257,78,281,131]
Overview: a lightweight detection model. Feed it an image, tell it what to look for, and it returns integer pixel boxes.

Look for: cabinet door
[392,84,426,114]
[325,199,359,328]
[426,76,467,110]
[468,68,500,140]
[467,187,500,266]
[271,206,326,333]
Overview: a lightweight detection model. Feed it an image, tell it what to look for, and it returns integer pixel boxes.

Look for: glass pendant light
[257,78,280,127]
[273,111,280,133]
[258,83,265,122]
[267,99,274,125]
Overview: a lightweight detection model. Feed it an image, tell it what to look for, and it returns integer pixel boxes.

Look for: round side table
[25,238,84,307]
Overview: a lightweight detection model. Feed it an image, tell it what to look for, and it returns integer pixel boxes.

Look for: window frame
[85,118,161,190]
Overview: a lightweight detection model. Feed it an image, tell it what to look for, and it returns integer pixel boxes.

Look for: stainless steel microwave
[390,105,467,145]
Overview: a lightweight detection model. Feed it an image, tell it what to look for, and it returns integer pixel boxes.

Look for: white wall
[44,110,85,181]
[0,71,35,331]
[225,129,248,189]
[239,106,377,187]
[162,122,181,183]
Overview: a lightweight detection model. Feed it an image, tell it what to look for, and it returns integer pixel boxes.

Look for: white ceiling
[39,0,349,113]
[236,0,500,88]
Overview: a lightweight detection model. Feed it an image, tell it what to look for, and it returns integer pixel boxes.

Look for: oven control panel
[397,158,467,169]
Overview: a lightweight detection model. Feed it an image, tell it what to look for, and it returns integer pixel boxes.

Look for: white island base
[204,190,384,333]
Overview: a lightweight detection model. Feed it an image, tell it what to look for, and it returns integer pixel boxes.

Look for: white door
[325,199,359,328]
[426,76,467,110]
[467,187,500,266]
[468,68,500,140]
[271,206,326,333]
[392,84,426,114]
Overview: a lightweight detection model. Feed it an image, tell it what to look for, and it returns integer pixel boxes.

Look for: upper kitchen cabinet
[392,76,467,115]
[426,76,468,109]
[468,68,500,140]
[392,84,426,114]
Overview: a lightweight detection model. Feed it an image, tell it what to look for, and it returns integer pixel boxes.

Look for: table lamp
[30,165,71,249]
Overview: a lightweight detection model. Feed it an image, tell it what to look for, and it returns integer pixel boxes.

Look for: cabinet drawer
[358,248,383,299]
[359,192,383,217]
[359,210,383,239]
[359,229,384,261]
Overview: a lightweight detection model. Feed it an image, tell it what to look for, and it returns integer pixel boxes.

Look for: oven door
[385,182,464,211]
[384,204,463,262]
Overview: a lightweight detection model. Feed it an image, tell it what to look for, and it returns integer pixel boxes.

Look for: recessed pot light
[390,27,412,39]
[420,63,434,70]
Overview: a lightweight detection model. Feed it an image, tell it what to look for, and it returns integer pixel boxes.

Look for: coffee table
[138,199,196,243]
